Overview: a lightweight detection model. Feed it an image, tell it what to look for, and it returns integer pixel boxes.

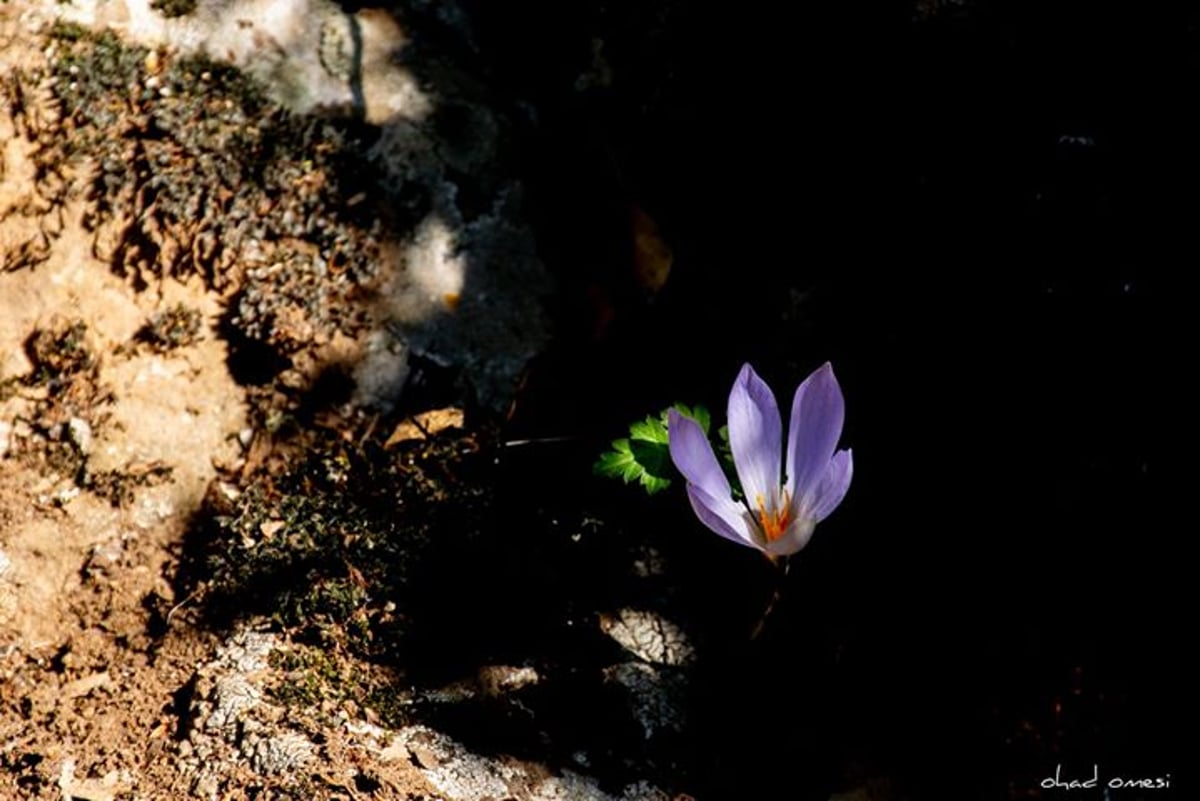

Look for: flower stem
[750,556,790,640]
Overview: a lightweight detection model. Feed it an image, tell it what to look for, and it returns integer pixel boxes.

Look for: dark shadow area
[145,0,1200,798]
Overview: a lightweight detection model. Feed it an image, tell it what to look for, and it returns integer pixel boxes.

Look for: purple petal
[810,448,853,523]
[686,483,759,550]
[727,364,783,513]
[786,362,846,506]
[667,410,731,502]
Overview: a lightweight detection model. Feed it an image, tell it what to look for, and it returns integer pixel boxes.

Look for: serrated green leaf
[628,436,673,492]
[594,410,678,494]
[629,415,669,444]
[639,472,672,494]
[596,402,720,496]
[593,438,640,483]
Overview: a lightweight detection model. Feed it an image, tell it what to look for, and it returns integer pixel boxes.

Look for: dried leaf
[631,205,672,295]
[384,407,465,448]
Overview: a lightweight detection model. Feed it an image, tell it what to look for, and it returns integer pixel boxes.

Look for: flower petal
[763,514,817,557]
[810,448,853,523]
[667,410,731,502]
[727,364,783,513]
[786,362,845,505]
[686,483,760,550]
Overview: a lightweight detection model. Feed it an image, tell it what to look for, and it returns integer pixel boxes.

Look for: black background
[484,1,1194,797]
[336,0,1197,795]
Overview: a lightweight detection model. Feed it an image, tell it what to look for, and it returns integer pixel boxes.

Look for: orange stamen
[754,490,793,543]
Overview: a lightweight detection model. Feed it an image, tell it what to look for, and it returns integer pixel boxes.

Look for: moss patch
[184,419,492,663]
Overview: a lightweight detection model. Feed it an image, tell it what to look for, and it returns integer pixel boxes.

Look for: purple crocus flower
[668,362,853,557]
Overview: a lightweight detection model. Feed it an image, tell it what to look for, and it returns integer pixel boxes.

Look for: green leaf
[639,473,672,494]
[628,436,673,494]
[593,432,673,494]
[593,438,640,483]
[595,403,717,496]
[628,415,668,444]
[594,411,675,495]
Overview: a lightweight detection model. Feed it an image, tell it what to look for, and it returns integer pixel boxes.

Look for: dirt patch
[0,8,405,797]
[0,11,244,795]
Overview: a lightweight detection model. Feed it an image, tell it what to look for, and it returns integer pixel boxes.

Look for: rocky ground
[0,2,693,798]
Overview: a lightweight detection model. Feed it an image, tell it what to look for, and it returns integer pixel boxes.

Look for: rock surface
[25,0,552,413]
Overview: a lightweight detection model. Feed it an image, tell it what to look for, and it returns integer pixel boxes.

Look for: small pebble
[67,417,93,455]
